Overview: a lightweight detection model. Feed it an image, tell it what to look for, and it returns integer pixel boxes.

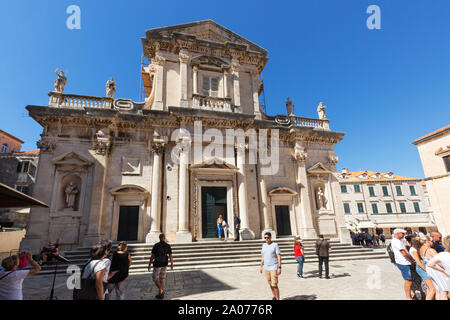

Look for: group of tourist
[391,229,450,300]
[351,231,386,247]
[216,213,241,241]
[260,233,333,300]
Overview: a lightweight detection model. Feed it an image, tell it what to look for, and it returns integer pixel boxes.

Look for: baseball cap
[393,228,407,235]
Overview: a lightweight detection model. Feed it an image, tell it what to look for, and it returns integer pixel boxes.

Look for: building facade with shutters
[0,139,40,228]
[21,20,351,252]
[338,169,437,237]
[413,125,450,237]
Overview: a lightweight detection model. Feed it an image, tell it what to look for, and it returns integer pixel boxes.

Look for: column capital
[179,49,190,64]
[153,54,166,66]
[231,58,240,73]
[294,146,307,164]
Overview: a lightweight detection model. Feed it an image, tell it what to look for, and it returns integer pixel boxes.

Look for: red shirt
[294,244,303,257]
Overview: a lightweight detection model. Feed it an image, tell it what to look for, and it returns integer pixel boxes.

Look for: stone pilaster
[294,144,317,239]
[153,54,165,111]
[146,134,167,243]
[258,163,274,238]
[193,66,198,95]
[231,58,241,109]
[251,70,261,119]
[176,137,192,242]
[236,142,254,239]
[179,49,189,107]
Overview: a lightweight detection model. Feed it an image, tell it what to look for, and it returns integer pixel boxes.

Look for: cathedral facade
[21,20,350,252]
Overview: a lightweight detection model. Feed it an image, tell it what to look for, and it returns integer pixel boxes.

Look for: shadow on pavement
[284,294,318,300]
[127,270,236,300]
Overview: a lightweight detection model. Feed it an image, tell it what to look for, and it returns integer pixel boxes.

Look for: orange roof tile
[338,170,419,182]
[21,150,40,155]
[413,124,450,145]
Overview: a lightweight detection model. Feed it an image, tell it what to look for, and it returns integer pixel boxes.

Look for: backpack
[73,260,101,300]
[386,243,396,264]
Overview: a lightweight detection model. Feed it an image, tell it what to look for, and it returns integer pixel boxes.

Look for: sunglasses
[264,237,271,239]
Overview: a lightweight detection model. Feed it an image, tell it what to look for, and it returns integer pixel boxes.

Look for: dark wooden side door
[117,206,139,241]
[201,187,227,238]
[275,205,291,236]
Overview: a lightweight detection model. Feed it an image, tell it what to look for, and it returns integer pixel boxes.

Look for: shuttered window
[202,76,219,97]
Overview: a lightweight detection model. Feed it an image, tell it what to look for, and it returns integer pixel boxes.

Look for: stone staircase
[32,238,388,276]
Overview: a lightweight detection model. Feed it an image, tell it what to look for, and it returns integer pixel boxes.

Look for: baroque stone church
[21,20,350,252]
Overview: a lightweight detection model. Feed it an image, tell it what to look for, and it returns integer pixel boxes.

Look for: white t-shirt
[391,237,411,265]
[0,270,30,300]
[82,259,110,283]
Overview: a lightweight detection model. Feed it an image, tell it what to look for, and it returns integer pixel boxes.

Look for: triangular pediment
[51,152,93,167]
[307,162,333,175]
[146,20,267,54]
[268,187,297,196]
[190,158,238,171]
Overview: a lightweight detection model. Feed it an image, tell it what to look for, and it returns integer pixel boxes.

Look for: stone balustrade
[48,92,113,109]
[290,116,330,129]
[192,94,232,112]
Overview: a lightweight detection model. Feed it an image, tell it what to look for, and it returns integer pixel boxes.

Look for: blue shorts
[415,264,430,280]
[396,263,412,281]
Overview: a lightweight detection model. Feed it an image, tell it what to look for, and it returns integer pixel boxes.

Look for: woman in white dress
[426,236,450,300]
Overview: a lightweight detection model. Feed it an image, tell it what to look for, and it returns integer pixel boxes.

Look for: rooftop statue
[106,77,116,98]
[286,97,294,116]
[317,102,327,120]
[54,69,67,93]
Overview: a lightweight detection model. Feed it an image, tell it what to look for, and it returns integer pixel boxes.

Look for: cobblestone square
[22,258,407,300]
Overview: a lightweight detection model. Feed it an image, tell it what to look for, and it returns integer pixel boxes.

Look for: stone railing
[48,92,113,109]
[370,213,433,224]
[192,94,233,112]
[290,116,330,129]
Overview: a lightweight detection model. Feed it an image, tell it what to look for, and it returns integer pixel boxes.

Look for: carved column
[236,142,254,239]
[231,58,241,109]
[294,143,318,239]
[223,70,229,98]
[193,66,198,95]
[84,131,113,246]
[258,163,273,237]
[179,49,189,107]
[153,54,165,110]
[146,135,166,243]
[176,137,192,242]
[251,70,261,119]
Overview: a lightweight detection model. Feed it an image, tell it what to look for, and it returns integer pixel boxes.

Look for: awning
[374,223,437,228]
[357,221,376,229]
[0,182,48,208]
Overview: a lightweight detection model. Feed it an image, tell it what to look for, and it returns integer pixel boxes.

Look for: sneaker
[325,276,330,279]
[297,273,301,278]
[272,297,276,300]
[155,291,165,299]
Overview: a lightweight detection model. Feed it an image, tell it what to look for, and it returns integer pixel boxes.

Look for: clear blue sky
[1,0,449,178]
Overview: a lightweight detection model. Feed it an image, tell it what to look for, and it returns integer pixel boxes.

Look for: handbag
[73,260,101,300]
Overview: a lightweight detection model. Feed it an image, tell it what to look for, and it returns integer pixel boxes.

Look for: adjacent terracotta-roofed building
[338,169,436,237]
[0,129,24,154]
[412,124,450,237]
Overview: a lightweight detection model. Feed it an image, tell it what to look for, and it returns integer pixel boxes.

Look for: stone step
[32,251,388,275]
[33,252,388,276]
[63,246,371,260]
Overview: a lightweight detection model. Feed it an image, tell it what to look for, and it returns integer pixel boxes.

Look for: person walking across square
[148,234,173,299]
[315,235,331,279]
[260,232,281,300]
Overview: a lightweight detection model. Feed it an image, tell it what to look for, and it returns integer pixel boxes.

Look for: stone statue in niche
[316,186,327,210]
[286,97,294,116]
[54,69,67,93]
[106,77,116,98]
[317,102,327,120]
[64,182,79,210]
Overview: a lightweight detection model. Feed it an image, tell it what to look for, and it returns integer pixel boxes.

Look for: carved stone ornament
[92,130,112,155]
[153,54,166,66]
[317,102,327,120]
[37,139,56,153]
[179,49,190,63]
[328,155,339,165]
[294,148,308,163]
[151,142,165,154]
[286,97,294,116]
[231,58,240,73]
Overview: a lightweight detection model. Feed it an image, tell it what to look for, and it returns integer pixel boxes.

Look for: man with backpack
[388,229,415,300]
[148,234,173,299]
